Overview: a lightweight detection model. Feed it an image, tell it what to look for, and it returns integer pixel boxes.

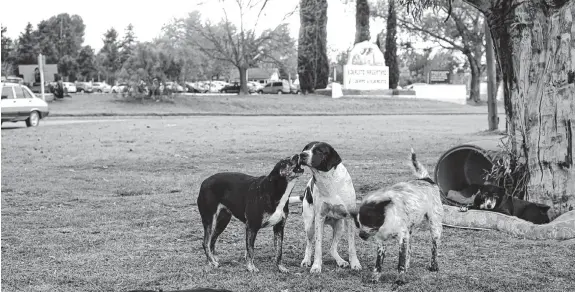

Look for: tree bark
[467,53,481,103]
[316,1,329,89]
[487,1,575,219]
[238,66,248,94]
[385,0,399,89]
[355,0,371,44]
[485,20,499,131]
[298,0,328,93]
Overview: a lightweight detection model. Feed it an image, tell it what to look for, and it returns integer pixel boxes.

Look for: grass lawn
[1,115,572,292]
[47,93,504,116]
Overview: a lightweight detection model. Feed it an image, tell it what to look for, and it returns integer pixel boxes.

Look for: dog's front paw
[246,263,259,273]
[336,259,349,268]
[209,260,220,268]
[309,264,322,274]
[300,258,312,267]
[459,206,469,212]
[350,259,362,270]
[277,264,289,273]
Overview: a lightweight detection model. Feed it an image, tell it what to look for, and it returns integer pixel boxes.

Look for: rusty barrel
[434,138,507,206]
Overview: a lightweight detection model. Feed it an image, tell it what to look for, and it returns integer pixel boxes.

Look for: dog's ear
[324,145,342,170]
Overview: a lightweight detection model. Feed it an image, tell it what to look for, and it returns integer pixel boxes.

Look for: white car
[1,82,49,127]
[92,82,111,93]
[63,82,77,93]
[111,83,130,93]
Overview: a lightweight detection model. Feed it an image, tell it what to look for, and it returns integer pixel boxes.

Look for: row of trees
[1,1,299,91]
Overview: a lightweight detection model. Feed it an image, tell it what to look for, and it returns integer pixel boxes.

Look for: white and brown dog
[351,149,443,286]
[297,141,362,273]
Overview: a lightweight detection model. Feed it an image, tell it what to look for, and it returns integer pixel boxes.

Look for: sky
[1,0,391,58]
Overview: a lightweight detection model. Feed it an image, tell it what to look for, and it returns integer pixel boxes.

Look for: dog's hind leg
[245,225,260,272]
[394,232,410,286]
[300,201,315,267]
[273,218,289,273]
[327,219,349,268]
[346,219,362,270]
[199,197,219,268]
[428,220,442,272]
[209,208,232,256]
[370,241,386,283]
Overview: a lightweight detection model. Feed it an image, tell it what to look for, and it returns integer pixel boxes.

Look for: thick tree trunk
[298,0,328,93]
[355,0,371,44]
[467,55,481,103]
[488,1,575,219]
[238,66,248,95]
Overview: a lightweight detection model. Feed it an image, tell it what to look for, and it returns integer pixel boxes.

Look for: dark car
[220,83,255,94]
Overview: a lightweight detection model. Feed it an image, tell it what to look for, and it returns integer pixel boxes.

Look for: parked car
[258,80,291,94]
[165,82,185,93]
[1,82,49,127]
[185,82,208,93]
[111,83,129,93]
[219,83,256,94]
[63,82,77,93]
[4,76,23,84]
[75,81,93,93]
[92,82,111,93]
[248,81,264,92]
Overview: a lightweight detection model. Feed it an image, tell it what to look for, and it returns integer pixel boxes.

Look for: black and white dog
[470,184,551,224]
[351,149,443,286]
[297,141,362,273]
[197,154,304,272]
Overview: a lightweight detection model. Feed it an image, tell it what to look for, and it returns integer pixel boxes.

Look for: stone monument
[343,41,389,90]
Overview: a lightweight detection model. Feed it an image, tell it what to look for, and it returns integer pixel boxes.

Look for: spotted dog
[351,149,443,286]
[471,184,551,224]
[297,141,362,273]
[197,155,304,272]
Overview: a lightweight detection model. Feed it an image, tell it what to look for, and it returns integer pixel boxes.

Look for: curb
[48,112,497,118]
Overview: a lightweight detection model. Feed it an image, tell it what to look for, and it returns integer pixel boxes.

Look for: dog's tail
[410,148,430,179]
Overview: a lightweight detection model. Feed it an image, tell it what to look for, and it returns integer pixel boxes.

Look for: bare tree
[375,0,486,102]
[183,0,298,94]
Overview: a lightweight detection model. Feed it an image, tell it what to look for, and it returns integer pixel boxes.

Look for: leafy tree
[34,14,86,63]
[183,1,298,94]
[119,24,136,66]
[98,28,121,84]
[77,45,97,81]
[299,0,329,93]
[1,26,16,75]
[15,22,38,65]
[384,0,399,89]
[355,0,370,44]
[397,0,575,218]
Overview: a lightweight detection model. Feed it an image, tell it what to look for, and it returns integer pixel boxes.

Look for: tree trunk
[384,0,399,89]
[487,1,575,219]
[298,0,328,93]
[355,0,371,44]
[316,0,329,90]
[485,20,499,131]
[467,55,481,103]
[238,66,248,95]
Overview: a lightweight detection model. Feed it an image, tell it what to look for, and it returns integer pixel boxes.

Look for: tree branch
[397,17,465,52]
